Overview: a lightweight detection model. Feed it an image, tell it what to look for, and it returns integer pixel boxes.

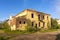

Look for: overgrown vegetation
[0,20,10,30]
[39,29,58,32]
[25,19,40,33]
[51,18,60,29]
[0,36,13,40]
[0,18,60,34]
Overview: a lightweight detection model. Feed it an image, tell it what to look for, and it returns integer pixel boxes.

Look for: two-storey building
[8,9,51,30]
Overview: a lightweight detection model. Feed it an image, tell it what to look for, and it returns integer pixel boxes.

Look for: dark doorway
[32,22,34,27]
[35,24,37,29]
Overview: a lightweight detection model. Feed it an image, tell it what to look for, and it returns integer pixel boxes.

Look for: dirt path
[8,29,60,40]
[0,29,60,40]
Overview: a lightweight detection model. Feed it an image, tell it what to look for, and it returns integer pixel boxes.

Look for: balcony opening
[43,15,44,19]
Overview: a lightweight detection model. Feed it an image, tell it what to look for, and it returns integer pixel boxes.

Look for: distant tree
[2,20,10,30]
[0,20,10,30]
[51,18,59,29]
[0,23,3,29]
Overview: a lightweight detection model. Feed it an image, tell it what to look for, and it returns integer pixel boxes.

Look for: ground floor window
[35,24,37,28]
[24,21,25,24]
[32,22,34,26]
[43,22,45,27]
[39,22,40,27]
[19,21,21,24]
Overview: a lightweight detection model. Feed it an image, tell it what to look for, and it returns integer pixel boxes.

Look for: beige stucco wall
[16,10,27,17]
[11,25,16,30]
[8,16,17,30]
[25,10,51,29]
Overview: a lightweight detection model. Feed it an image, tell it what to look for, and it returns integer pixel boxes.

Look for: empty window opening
[32,22,34,26]
[35,24,37,29]
[39,22,40,27]
[19,21,21,24]
[31,14,34,18]
[38,15,40,20]
[24,21,25,24]
[43,15,44,19]
[47,16,48,20]
[43,22,45,27]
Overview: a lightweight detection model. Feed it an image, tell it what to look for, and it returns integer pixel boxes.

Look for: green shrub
[26,27,35,32]
[0,36,5,40]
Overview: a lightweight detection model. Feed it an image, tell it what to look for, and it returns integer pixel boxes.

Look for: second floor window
[31,14,34,18]
[38,15,40,20]
[41,15,44,20]
[43,15,44,19]
[47,16,48,20]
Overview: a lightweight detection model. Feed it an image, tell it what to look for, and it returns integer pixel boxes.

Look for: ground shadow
[55,34,60,40]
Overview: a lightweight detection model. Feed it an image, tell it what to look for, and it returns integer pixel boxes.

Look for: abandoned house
[8,9,51,30]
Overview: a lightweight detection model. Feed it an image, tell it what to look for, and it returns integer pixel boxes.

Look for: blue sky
[0,0,60,21]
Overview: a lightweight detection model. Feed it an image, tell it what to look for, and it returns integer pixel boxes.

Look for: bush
[26,27,35,32]
[0,36,6,40]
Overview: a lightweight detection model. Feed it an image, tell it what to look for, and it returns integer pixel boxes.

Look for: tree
[0,20,10,30]
[51,18,59,29]
[0,23,3,29]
